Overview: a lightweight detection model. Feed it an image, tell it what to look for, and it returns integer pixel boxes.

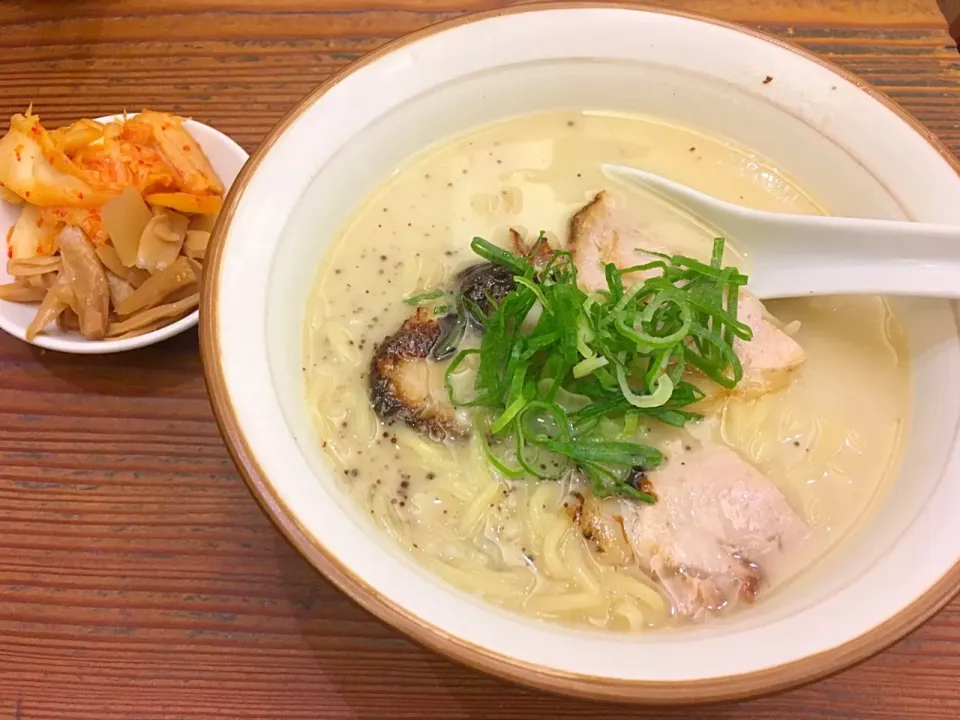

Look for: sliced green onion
[643,347,670,389]
[490,366,529,434]
[514,423,548,478]
[403,289,444,305]
[614,308,691,350]
[724,281,740,346]
[617,366,675,409]
[617,260,668,276]
[518,401,572,443]
[470,237,531,275]
[685,324,744,388]
[540,438,663,468]
[541,250,577,281]
[612,277,648,314]
[444,349,490,407]
[710,236,725,268]
[479,432,525,478]
[633,247,673,261]
[514,275,550,308]
[576,315,596,359]
[573,355,609,378]
[447,232,750,500]
[605,263,623,302]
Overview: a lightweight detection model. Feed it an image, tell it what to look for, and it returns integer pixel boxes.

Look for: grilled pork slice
[370,308,468,441]
[569,191,668,292]
[568,191,805,394]
[734,292,805,395]
[617,440,809,620]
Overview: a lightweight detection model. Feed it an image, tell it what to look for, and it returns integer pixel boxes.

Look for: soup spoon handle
[603,163,960,301]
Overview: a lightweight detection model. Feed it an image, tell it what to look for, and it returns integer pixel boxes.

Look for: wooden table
[2,1,959,717]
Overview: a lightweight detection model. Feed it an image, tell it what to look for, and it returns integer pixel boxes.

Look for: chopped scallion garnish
[403,289,445,305]
[446,234,748,499]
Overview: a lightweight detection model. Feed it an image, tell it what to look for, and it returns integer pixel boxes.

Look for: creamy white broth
[303,111,908,631]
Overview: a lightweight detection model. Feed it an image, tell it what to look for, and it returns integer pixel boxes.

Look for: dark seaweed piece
[430,306,467,361]
[455,262,516,325]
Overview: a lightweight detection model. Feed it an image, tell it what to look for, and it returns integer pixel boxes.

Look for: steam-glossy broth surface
[303,111,907,630]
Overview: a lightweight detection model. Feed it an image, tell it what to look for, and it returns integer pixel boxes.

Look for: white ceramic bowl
[202,3,960,704]
[0,114,248,354]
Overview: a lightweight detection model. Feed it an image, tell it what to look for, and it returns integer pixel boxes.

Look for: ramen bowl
[201,2,960,703]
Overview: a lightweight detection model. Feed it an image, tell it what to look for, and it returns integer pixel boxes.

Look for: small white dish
[202,3,960,705]
[0,113,248,354]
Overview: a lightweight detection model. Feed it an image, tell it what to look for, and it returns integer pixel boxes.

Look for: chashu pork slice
[568,440,810,620]
[369,308,468,442]
[569,191,669,293]
[733,292,805,395]
[619,440,809,620]
[568,191,805,395]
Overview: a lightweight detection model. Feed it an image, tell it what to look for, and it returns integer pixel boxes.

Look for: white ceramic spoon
[603,163,960,301]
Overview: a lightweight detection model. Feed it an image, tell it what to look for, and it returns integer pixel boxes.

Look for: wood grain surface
[1,1,959,718]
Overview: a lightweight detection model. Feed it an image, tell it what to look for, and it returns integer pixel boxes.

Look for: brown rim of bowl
[200,1,960,706]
